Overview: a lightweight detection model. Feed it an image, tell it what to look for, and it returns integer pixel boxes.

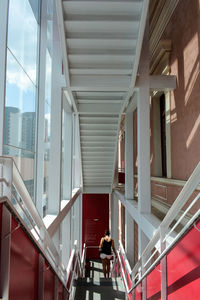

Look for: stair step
[73,259,126,300]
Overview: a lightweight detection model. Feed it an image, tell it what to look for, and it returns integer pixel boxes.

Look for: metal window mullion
[35,0,48,217]
[0,0,9,156]
[48,0,62,215]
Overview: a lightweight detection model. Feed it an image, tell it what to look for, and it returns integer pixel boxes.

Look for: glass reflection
[4,0,40,202]
[7,0,39,84]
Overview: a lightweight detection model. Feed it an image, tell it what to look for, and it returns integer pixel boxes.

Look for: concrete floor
[73,259,126,300]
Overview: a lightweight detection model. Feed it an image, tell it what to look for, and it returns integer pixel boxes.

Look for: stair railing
[115,161,200,297]
[0,156,81,289]
[81,243,86,277]
[66,240,84,295]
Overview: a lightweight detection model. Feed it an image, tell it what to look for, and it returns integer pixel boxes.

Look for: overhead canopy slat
[60,0,149,192]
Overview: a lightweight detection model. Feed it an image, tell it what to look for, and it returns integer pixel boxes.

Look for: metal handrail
[66,240,85,295]
[116,161,200,296]
[0,156,81,289]
[81,243,86,276]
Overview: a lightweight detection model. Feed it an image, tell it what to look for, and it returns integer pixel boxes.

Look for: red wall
[44,262,54,300]
[9,218,39,300]
[0,204,68,299]
[58,280,64,300]
[133,218,200,299]
[135,283,142,300]
[0,203,2,258]
[82,194,109,259]
[146,263,161,299]
[167,220,200,299]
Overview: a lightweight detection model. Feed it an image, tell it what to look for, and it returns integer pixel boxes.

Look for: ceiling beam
[70,75,130,91]
[78,103,123,114]
[135,74,176,90]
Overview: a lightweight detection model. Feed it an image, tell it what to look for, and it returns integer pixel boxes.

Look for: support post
[110,193,119,249]
[0,206,11,299]
[125,112,134,266]
[38,254,44,300]
[35,0,48,216]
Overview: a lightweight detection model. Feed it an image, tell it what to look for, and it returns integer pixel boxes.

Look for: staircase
[73,260,126,300]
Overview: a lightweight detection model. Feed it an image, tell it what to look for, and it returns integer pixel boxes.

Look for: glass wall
[43,0,53,215]
[4,0,40,199]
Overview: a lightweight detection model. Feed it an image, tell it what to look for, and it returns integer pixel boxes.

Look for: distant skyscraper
[4,106,20,154]
[21,112,36,152]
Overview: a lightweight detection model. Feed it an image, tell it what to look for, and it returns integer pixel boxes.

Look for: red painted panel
[167,219,200,299]
[82,194,109,259]
[135,283,142,300]
[44,261,54,300]
[147,264,161,300]
[118,172,125,184]
[0,203,2,259]
[58,280,64,300]
[9,217,39,300]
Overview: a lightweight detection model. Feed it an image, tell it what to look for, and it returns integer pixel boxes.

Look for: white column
[125,112,134,266]
[48,2,64,215]
[35,0,47,216]
[125,211,134,267]
[125,112,134,200]
[110,193,119,249]
[137,19,151,214]
[62,111,73,200]
[138,230,149,258]
[137,21,151,282]
[61,212,71,268]
[0,0,9,155]
[165,91,171,178]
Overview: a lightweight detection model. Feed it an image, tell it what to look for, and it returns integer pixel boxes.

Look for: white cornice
[150,0,180,59]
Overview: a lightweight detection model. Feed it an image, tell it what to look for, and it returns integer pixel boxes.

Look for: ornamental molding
[150,0,180,60]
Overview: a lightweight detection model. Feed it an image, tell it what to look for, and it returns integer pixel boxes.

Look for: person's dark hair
[105,230,110,236]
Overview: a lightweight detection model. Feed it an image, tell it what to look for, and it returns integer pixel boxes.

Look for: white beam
[114,190,160,240]
[120,0,150,115]
[48,188,81,237]
[110,193,119,249]
[78,103,122,114]
[55,0,70,85]
[70,75,130,92]
[136,74,176,90]
[62,91,72,113]
[48,4,63,215]
[125,211,134,268]
[83,186,111,194]
[35,0,48,216]
[125,112,134,199]
[137,18,151,214]
[63,88,78,113]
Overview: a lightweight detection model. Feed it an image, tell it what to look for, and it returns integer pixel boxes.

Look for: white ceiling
[58,0,149,193]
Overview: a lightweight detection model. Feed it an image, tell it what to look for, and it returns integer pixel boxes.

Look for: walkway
[74,259,126,300]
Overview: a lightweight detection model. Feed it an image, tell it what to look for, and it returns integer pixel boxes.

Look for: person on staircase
[99,230,117,278]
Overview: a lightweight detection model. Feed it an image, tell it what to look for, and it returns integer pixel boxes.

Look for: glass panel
[7,0,39,85]
[4,50,36,152]
[61,109,68,200]
[4,145,35,199]
[42,0,53,216]
[4,0,40,203]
